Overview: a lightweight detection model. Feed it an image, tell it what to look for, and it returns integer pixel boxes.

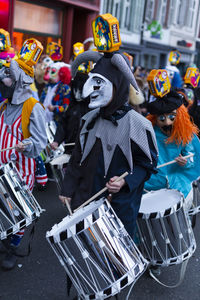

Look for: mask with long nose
[0,66,16,99]
[82,73,113,109]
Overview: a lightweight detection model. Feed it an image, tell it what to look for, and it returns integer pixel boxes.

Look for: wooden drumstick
[0,141,32,152]
[157,153,194,169]
[65,199,73,216]
[63,143,75,147]
[74,171,129,212]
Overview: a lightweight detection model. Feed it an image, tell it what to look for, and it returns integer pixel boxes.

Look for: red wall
[0,0,15,33]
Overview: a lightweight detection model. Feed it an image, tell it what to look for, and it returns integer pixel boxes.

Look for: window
[145,0,155,22]
[143,54,158,69]
[120,0,132,30]
[102,0,144,33]
[176,0,187,26]
[168,0,176,26]
[13,1,63,53]
[186,0,196,28]
[102,0,121,20]
[130,0,145,33]
[14,1,63,36]
[160,0,168,26]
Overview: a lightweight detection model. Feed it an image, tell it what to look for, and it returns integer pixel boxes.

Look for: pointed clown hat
[0,29,15,60]
[15,38,43,77]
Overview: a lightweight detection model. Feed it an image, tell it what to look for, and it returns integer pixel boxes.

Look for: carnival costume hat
[147,90,183,115]
[0,38,43,104]
[71,49,144,106]
[0,29,15,61]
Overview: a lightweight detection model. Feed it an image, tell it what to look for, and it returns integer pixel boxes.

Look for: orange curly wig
[147,104,199,146]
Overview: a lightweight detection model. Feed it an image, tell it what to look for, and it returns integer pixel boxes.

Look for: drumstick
[157,153,194,169]
[63,143,75,147]
[65,199,73,216]
[74,171,129,212]
[0,141,32,152]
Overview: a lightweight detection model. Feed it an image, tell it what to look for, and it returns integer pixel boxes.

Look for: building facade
[101,0,200,75]
[0,0,100,63]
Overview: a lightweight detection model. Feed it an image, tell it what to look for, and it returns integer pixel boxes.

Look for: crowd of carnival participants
[1,13,200,299]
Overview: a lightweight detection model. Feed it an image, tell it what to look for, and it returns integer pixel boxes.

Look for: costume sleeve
[22,103,47,158]
[54,85,71,113]
[54,109,70,145]
[125,130,158,191]
[60,133,82,197]
[181,141,195,169]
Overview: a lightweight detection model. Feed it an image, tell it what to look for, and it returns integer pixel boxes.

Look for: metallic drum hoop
[46,198,147,300]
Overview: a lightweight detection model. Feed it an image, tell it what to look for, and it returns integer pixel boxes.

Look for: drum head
[140,189,183,214]
[50,154,71,166]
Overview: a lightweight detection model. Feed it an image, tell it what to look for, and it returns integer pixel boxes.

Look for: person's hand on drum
[59,195,71,206]
[50,141,58,150]
[106,176,126,193]
[175,154,187,166]
[15,142,26,152]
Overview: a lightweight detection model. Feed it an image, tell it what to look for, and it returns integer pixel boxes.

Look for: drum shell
[137,189,196,266]
[0,162,43,240]
[46,198,147,299]
[49,154,71,193]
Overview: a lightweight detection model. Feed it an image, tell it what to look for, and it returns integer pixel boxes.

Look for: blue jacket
[145,126,200,198]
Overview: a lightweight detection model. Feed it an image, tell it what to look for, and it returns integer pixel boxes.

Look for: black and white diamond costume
[60,52,158,238]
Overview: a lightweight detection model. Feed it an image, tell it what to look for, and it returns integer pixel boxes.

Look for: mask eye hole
[4,68,10,76]
[93,76,105,85]
[158,115,165,122]
[168,114,176,121]
[158,114,176,122]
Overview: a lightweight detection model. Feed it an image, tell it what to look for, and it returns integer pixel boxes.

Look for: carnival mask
[156,110,177,136]
[82,73,113,109]
[0,66,16,99]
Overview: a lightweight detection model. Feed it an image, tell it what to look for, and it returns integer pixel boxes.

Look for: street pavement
[0,180,200,300]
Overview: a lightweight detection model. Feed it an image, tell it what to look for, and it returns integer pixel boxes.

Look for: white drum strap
[149,258,189,288]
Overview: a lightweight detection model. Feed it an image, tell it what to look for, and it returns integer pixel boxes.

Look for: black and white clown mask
[82,73,113,109]
[0,66,16,99]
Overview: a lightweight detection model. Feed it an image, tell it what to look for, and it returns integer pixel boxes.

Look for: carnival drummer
[59,50,158,239]
[0,38,47,270]
[145,70,200,203]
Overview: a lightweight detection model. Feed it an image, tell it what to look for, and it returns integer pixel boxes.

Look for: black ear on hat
[147,90,183,115]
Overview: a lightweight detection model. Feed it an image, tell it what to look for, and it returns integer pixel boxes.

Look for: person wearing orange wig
[144,90,200,201]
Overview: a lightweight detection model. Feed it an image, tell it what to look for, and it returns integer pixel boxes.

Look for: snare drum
[137,189,196,266]
[46,198,147,299]
[50,154,71,193]
[0,162,44,240]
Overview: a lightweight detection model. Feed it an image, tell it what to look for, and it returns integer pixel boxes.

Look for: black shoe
[0,241,7,254]
[36,183,47,191]
[1,246,18,270]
